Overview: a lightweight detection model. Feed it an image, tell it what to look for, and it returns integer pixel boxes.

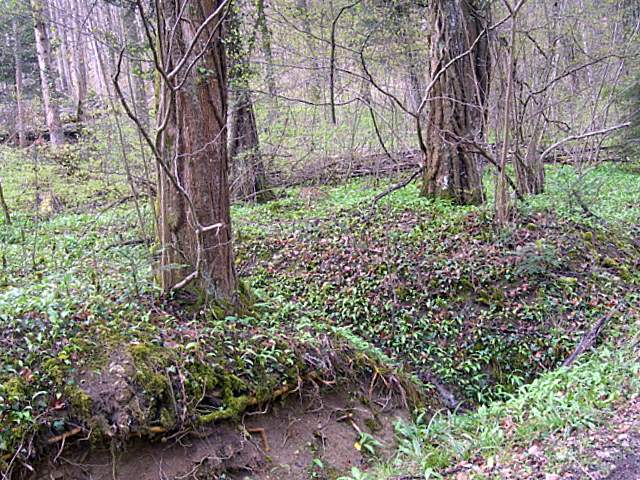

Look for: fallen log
[562,309,617,367]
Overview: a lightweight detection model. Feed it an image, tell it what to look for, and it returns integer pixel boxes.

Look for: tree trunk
[0,179,11,225]
[69,0,88,121]
[421,0,490,205]
[515,114,546,195]
[48,0,72,95]
[227,1,272,203]
[256,0,277,100]
[229,89,272,202]
[296,0,323,102]
[13,19,26,148]
[157,0,236,299]
[31,0,65,145]
[122,5,150,130]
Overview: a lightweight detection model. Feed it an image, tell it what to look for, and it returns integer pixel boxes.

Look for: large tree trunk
[227,1,272,203]
[13,19,26,147]
[31,0,65,145]
[157,0,236,299]
[421,0,490,205]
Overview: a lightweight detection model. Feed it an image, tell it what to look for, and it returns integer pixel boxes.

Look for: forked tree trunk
[31,0,65,145]
[421,0,490,205]
[157,0,236,299]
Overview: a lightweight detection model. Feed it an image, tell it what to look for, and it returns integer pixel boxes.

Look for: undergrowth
[0,140,638,478]
[344,306,640,479]
[235,163,640,405]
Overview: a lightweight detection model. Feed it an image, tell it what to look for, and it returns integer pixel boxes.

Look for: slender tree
[421,0,490,205]
[12,18,26,147]
[0,178,11,225]
[30,0,64,145]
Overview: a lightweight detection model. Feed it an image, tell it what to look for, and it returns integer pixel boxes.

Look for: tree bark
[256,0,277,100]
[515,113,546,195]
[31,0,65,145]
[156,0,237,299]
[227,0,272,203]
[421,0,490,205]
[48,0,72,95]
[13,19,26,147]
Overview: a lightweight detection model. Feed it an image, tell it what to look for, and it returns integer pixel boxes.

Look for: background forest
[0,0,639,479]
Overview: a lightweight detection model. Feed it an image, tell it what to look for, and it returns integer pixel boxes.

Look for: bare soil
[36,386,409,479]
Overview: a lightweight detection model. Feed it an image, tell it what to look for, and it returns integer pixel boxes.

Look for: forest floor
[0,143,639,479]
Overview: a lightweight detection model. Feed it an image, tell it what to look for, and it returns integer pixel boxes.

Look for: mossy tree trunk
[156,0,237,299]
[421,0,490,205]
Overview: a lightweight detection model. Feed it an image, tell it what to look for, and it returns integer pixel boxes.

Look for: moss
[364,417,382,433]
[41,357,66,384]
[583,231,594,242]
[64,385,93,419]
[3,377,26,399]
[198,394,252,424]
[159,407,177,429]
[602,257,619,268]
[130,344,172,397]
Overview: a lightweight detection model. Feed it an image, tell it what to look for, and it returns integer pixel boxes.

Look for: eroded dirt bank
[36,387,408,479]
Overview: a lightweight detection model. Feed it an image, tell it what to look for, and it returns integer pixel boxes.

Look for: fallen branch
[562,309,617,367]
[540,122,631,162]
[372,167,424,205]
